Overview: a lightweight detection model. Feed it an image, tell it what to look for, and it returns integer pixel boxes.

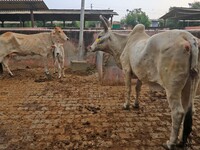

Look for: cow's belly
[129,48,162,85]
[132,62,160,83]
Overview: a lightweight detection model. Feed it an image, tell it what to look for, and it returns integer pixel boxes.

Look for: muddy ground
[0,66,200,150]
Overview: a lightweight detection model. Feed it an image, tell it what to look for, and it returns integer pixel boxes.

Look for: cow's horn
[100,15,108,31]
[103,16,111,28]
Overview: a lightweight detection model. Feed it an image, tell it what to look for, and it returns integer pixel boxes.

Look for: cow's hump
[131,24,145,35]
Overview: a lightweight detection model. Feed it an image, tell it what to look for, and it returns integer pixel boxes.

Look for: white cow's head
[90,15,112,53]
[52,42,64,57]
[51,27,69,43]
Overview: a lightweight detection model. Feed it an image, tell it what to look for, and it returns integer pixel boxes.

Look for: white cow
[90,15,199,149]
[0,27,69,77]
[52,42,65,78]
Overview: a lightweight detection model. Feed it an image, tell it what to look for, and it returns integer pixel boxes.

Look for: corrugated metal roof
[0,9,118,21]
[0,0,48,10]
[160,7,200,20]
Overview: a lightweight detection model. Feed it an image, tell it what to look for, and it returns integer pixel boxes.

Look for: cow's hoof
[9,73,14,77]
[46,74,52,80]
[176,142,183,147]
[133,103,139,109]
[162,143,170,150]
[123,103,130,110]
[162,142,176,150]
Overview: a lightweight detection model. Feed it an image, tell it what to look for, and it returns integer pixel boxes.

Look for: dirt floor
[0,66,200,150]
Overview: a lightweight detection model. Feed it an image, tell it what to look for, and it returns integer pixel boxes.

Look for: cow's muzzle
[88,45,96,52]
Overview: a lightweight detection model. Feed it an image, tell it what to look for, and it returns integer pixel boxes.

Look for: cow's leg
[3,57,13,76]
[123,70,132,110]
[0,63,3,75]
[134,79,142,108]
[178,75,199,148]
[164,91,184,150]
[57,60,62,79]
[52,51,57,74]
[53,59,57,74]
[43,57,51,79]
[62,57,65,78]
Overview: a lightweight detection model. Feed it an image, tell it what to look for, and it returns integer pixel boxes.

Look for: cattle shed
[160,7,200,27]
[0,9,117,28]
[0,0,118,28]
[0,0,48,27]
[0,0,48,10]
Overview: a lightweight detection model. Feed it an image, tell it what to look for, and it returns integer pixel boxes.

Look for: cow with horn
[89,15,199,149]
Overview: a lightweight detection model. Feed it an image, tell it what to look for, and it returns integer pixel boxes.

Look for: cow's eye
[98,39,104,44]
[98,35,102,39]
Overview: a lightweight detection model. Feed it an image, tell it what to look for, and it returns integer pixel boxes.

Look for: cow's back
[2,32,52,56]
[130,30,194,87]
[120,24,150,76]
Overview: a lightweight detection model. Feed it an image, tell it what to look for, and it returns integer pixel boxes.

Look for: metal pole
[78,0,85,60]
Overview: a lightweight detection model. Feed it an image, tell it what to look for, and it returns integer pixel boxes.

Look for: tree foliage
[85,21,100,28]
[120,9,151,28]
[189,1,200,8]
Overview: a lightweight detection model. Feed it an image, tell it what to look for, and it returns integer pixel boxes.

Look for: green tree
[120,9,151,28]
[189,1,200,8]
[85,21,99,28]
[165,19,182,29]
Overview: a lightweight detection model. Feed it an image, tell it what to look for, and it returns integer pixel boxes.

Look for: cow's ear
[100,15,108,32]
[51,45,56,48]
[52,30,56,35]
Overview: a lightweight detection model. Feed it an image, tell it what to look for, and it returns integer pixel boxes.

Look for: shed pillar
[30,10,35,27]
[43,20,46,27]
[164,19,166,27]
[1,21,4,27]
[110,15,113,25]
[63,21,65,28]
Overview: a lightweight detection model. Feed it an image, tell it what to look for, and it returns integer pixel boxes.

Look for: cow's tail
[189,37,199,73]
[0,63,3,75]
[180,76,197,148]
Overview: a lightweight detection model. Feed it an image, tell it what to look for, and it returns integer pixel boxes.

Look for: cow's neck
[108,32,129,69]
[49,32,56,44]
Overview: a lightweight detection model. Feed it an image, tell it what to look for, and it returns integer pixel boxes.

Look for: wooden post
[30,9,35,27]
[1,21,4,27]
[63,21,65,28]
[110,15,113,25]
[164,19,166,28]
[43,20,46,27]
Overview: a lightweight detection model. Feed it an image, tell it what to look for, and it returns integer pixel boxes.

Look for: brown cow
[90,15,199,149]
[0,27,69,77]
